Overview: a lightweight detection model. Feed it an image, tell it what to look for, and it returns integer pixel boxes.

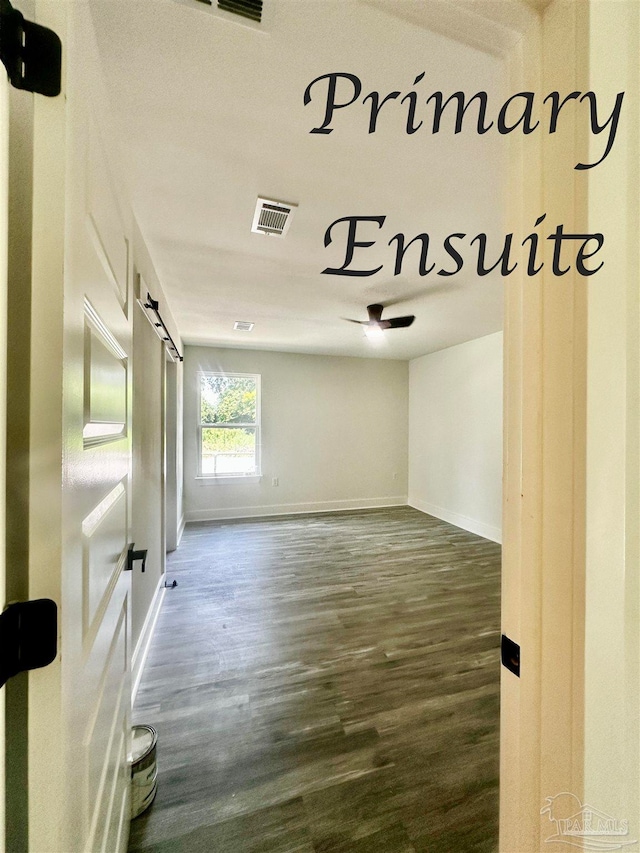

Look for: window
[198,372,260,477]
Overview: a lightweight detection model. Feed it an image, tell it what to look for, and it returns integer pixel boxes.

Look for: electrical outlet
[272,477,279,486]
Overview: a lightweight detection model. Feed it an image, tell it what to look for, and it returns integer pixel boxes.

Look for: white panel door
[28,4,133,851]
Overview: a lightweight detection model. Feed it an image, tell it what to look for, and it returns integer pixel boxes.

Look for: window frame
[197,371,261,479]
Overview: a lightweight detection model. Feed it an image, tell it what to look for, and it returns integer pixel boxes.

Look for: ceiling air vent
[218,0,262,23]
[234,321,254,331]
[251,197,297,237]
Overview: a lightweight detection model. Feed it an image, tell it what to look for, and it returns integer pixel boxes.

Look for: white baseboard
[408,497,502,544]
[185,496,408,523]
[176,514,186,546]
[132,576,166,704]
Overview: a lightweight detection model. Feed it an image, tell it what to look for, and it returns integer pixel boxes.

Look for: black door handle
[126,543,147,572]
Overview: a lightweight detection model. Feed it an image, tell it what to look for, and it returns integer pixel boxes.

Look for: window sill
[195,475,263,485]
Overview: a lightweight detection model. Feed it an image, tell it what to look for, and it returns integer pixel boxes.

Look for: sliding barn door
[28,4,133,851]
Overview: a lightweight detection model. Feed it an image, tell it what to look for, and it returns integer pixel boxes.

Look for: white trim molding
[408,498,502,544]
[131,576,166,704]
[176,514,186,547]
[184,495,408,523]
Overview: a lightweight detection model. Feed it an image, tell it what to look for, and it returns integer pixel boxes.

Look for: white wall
[408,332,503,543]
[132,218,184,542]
[131,300,165,657]
[129,222,184,696]
[165,358,181,551]
[184,346,408,521]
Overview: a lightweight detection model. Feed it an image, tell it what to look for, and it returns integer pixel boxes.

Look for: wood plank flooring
[129,507,501,853]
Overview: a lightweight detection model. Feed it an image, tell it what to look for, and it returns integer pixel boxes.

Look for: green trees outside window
[199,374,260,475]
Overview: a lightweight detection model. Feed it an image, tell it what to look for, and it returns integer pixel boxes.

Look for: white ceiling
[90,0,535,360]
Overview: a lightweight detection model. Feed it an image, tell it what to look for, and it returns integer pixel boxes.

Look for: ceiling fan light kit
[364,325,385,341]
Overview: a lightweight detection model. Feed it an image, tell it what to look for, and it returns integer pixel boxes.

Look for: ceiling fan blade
[385,315,415,329]
[344,306,415,331]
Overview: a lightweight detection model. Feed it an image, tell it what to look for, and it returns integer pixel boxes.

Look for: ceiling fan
[345,303,415,337]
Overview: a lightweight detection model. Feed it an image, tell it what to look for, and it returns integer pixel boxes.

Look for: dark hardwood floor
[129,507,501,853]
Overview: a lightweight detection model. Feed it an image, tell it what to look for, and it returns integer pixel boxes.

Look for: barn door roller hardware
[0,0,62,96]
[144,294,184,362]
[0,599,58,688]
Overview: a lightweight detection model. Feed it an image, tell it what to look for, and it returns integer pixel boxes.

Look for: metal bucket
[131,724,158,819]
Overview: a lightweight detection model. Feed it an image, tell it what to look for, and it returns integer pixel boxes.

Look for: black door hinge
[501,633,520,678]
[0,598,58,688]
[0,0,62,96]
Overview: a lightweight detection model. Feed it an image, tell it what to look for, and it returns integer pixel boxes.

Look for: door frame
[500,1,640,849]
[5,0,637,849]
[0,68,9,853]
